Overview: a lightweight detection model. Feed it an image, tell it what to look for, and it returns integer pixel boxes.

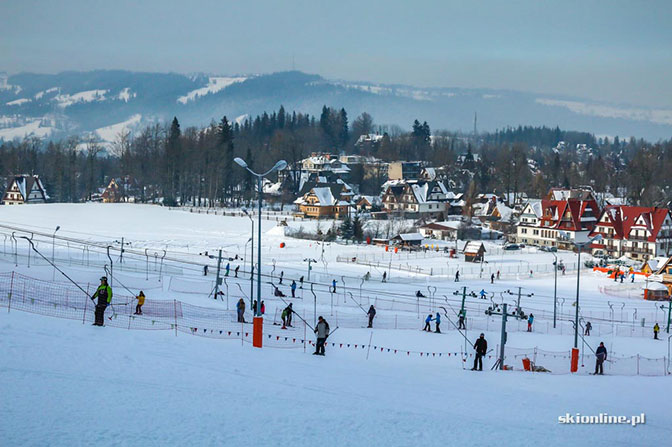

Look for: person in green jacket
[91,276,113,326]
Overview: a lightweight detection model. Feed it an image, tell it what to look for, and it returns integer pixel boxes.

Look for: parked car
[503,244,520,251]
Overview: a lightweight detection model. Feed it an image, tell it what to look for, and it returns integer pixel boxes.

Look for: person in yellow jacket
[91,276,113,326]
[654,323,660,340]
[134,291,145,315]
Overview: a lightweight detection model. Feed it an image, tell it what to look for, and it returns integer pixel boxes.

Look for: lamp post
[242,208,254,310]
[550,251,558,328]
[561,231,602,372]
[51,225,60,280]
[235,157,287,348]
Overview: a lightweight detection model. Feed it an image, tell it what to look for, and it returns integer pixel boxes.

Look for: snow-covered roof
[642,282,668,291]
[312,187,336,206]
[463,241,486,254]
[396,233,424,241]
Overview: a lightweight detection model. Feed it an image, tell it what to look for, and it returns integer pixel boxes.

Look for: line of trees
[0,105,670,207]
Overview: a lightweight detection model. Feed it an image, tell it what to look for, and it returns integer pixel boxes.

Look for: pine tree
[353,214,364,241]
[340,215,354,239]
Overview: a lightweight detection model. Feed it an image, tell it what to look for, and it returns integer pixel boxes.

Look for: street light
[559,231,602,373]
[234,157,287,348]
[242,207,255,310]
[51,225,60,280]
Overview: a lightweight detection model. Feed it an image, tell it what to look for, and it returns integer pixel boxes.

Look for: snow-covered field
[0,204,670,446]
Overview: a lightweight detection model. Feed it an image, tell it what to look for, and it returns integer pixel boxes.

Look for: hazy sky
[1,0,671,108]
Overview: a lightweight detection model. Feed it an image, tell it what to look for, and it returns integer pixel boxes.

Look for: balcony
[628,247,652,255]
[628,235,649,242]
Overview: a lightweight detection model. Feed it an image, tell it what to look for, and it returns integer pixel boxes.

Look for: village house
[2,175,49,205]
[101,177,139,203]
[419,221,460,240]
[589,206,672,261]
[516,188,600,250]
[294,185,352,219]
[387,161,424,181]
[355,195,382,212]
[380,179,448,219]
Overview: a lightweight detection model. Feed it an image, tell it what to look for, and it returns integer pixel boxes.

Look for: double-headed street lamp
[234,157,287,348]
[560,231,602,372]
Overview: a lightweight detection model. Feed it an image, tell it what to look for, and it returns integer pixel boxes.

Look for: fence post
[637,354,640,375]
[174,299,178,336]
[8,271,14,313]
[83,283,89,324]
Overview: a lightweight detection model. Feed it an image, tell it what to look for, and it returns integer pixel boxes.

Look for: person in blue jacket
[434,312,441,333]
[527,313,534,332]
[479,289,487,299]
[291,280,297,298]
[332,279,337,293]
[225,262,230,276]
[423,314,432,331]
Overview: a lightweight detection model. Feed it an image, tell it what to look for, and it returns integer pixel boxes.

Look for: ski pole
[269,282,314,331]
[439,305,475,347]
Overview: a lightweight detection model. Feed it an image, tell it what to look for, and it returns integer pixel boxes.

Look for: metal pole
[499,303,508,370]
[667,300,671,334]
[574,247,581,348]
[214,249,222,299]
[250,220,254,310]
[552,252,557,328]
[51,226,60,280]
[257,175,262,317]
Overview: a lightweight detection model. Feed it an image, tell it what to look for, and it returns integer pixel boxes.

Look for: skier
[260,301,265,315]
[479,289,487,299]
[529,269,533,278]
[594,342,607,375]
[134,291,145,315]
[434,312,441,333]
[274,286,286,297]
[279,271,284,284]
[236,298,246,323]
[367,305,376,328]
[382,271,387,283]
[472,333,487,371]
[234,265,240,278]
[285,303,294,327]
[332,279,337,293]
[631,273,635,283]
[416,290,425,298]
[654,323,660,340]
[203,265,208,276]
[527,313,534,332]
[91,276,112,326]
[423,314,433,332]
[364,271,371,281]
[584,321,592,336]
[291,280,297,298]
[225,262,230,277]
[455,270,460,282]
[458,309,466,330]
[620,272,624,283]
[313,316,330,356]
[490,273,495,284]
[280,306,289,328]
[299,276,304,289]
[252,300,258,316]
[496,270,500,280]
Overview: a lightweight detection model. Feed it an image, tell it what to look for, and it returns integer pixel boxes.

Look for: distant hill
[0,69,670,143]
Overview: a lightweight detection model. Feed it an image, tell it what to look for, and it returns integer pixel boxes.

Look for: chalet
[589,206,672,261]
[101,177,139,203]
[474,196,515,232]
[387,161,423,181]
[515,188,600,250]
[301,153,350,176]
[294,186,352,219]
[2,175,49,205]
[391,232,424,248]
[463,241,486,263]
[419,222,460,241]
[380,179,448,218]
[355,195,382,212]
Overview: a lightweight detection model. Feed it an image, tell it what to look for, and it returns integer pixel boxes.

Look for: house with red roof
[589,205,672,261]
[516,188,600,249]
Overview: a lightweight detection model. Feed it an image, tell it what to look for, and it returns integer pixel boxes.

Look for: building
[516,188,600,250]
[101,177,139,203]
[2,175,49,205]
[387,161,423,181]
[355,195,382,212]
[419,222,460,241]
[463,241,486,262]
[301,153,350,176]
[391,232,424,248]
[589,206,672,261]
[294,186,352,219]
[380,179,448,219]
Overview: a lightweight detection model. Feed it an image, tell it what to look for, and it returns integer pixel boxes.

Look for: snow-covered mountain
[0,70,670,143]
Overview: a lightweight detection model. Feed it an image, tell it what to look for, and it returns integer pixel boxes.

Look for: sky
[1,0,671,108]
